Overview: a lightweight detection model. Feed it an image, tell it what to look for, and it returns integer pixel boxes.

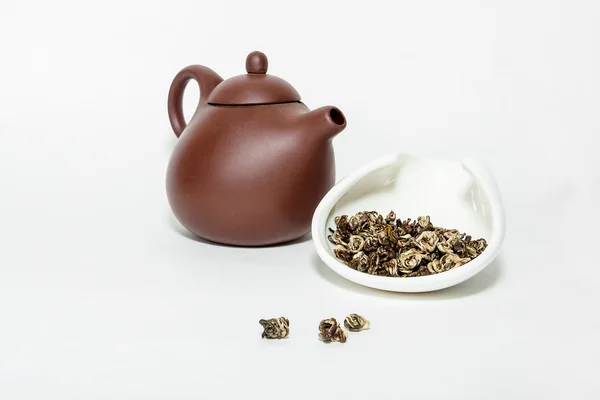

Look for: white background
[1,0,599,398]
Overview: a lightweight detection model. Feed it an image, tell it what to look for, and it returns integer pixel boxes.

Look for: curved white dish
[311,153,506,293]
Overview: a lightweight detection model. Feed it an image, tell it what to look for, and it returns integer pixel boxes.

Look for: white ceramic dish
[311,153,506,293]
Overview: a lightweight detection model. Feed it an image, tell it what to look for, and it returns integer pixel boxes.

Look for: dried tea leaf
[417,215,432,229]
[318,318,347,343]
[259,317,290,339]
[415,231,439,253]
[398,249,423,273]
[347,235,365,253]
[427,259,443,274]
[344,314,370,332]
[384,258,399,276]
[385,211,397,224]
[333,245,352,262]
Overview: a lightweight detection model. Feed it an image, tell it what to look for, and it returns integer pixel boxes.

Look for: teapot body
[166,102,336,246]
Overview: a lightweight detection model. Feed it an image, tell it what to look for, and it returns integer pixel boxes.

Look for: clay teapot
[166,51,346,246]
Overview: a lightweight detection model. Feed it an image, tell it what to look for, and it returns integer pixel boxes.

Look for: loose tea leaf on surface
[328,211,488,277]
[344,314,370,332]
[259,317,290,339]
[318,318,347,343]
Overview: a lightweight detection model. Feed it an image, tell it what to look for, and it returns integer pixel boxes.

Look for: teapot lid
[207,51,301,105]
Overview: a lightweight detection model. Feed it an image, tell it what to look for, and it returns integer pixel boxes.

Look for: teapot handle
[167,65,223,138]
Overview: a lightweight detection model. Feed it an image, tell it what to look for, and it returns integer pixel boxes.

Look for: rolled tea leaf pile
[328,211,487,277]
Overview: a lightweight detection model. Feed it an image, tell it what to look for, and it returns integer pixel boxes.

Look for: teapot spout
[301,106,346,140]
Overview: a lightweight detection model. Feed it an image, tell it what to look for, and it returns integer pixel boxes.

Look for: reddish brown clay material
[166,51,346,246]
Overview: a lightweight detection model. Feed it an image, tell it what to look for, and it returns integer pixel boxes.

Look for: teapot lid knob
[207,50,301,105]
[246,51,268,74]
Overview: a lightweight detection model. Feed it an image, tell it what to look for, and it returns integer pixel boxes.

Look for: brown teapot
[166,51,346,246]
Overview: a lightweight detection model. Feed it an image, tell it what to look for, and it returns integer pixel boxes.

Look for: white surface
[1,0,599,398]
[312,154,506,292]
